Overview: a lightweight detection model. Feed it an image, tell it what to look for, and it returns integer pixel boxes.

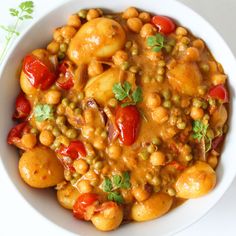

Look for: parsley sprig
[192,120,212,152]
[34,104,54,122]
[112,81,142,107]
[146,33,167,52]
[0,1,34,63]
[102,172,131,204]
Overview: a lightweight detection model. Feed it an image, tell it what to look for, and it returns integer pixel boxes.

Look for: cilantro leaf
[121,171,131,189]
[108,192,124,204]
[102,177,113,192]
[132,86,142,104]
[112,175,122,188]
[112,83,130,101]
[34,104,54,122]
[146,33,166,52]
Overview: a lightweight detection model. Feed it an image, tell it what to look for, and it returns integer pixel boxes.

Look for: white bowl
[0,0,236,235]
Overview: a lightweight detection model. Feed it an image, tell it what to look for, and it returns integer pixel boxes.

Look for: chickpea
[67,14,81,28]
[150,151,166,166]
[82,126,94,139]
[45,90,61,105]
[112,50,128,66]
[84,109,94,124]
[211,73,227,86]
[152,107,169,124]
[140,23,156,38]
[146,92,161,110]
[47,41,60,54]
[88,60,104,77]
[77,180,93,193]
[122,7,139,19]
[108,144,122,160]
[73,159,89,174]
[184,47,200,62]
[208,155,218,169]
[192,39,205,52]
[127,17,143,33]
[139,12,151,23]
[39,130,55,146]
[21,133,37,149]
[86,9,100,21]
[53,28,63,43]
[93,137,106,150]
[190,107,204,120]
[176,26,188,36]
[132,186,151,202]
[61,26,76,40]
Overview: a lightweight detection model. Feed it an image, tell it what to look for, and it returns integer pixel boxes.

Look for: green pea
[156,75,164,83]
[157,67,165,75]
[60,125,68,134]
[58,51,65,60]
[185,154,193,161]
[167,38,176,46]
[131,48,138,56]
[181,37,190,45]
[200,63,209,73]
[163,100,172,108]
[108,98,118,107]
[145,173,153,181]
[74,108,82,115]
[125,41,132,49]
[177,122,186,130]
[121,61,129,71]
[158,60,166,67]
[69,102,76,110]
[138,149,149,160]
[147,144,156,153]
[143,75,151,83]
[94,161,103,170]
[30,128,38,135]
[129,65,139,74]
[53,139,61,148]
[62,98,69,106]
[60,43,68,53]
[209,98,216,106]
[46,125,53,131]
[167,187,176,196]
[101,131,107,139]
[162,89,171,100]
[198,85,207,95]
[151,176,161,186]
[78,9,87,19]
[52,127,61,137]
[73,172,81,179]
[172,94,180,104]
[203,114,210,121]
[56,116,66,125]
[153,185,161,193]
[66,129,77,139]
[165,45,172,53]
[202,101,208,109]
[152,137,161,146]
[193,98,202,108]
[77,92,84,101]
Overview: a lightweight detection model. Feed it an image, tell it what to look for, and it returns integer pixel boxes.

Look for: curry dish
[7,7,229,231]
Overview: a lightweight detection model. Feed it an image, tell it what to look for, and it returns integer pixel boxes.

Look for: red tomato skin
[151,15,176,34]
[22,54,56,90]
[208,84,229,103]
[7,122,28,144]
[73,193,99,220]
[57,140,87,159]
[13,92,31,119]
[115,105,140,146]
[167,161,186,171]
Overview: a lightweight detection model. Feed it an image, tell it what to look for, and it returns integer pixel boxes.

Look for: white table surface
[0,0,236,235]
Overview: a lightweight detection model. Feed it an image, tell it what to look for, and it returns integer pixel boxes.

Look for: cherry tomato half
[57,140,87,159]
[23,54,56,90]
[13,92,31,120]
[208,84,229,103]
[7,122,28,145]
[115,105,140,146]
[151,15,176,34]
[73,193,99,220]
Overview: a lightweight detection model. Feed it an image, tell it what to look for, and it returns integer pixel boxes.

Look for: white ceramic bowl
[1,0,236,235]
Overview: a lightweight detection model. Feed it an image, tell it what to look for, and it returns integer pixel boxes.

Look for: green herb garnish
[102,172,131,204]
[112,81,142,107]
[0,1,34,63]
[34,104,54,122]
[192,120,212,152]
[146,33,167,52]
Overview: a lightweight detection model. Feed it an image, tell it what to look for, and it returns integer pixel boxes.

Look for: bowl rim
[0,0,236,235]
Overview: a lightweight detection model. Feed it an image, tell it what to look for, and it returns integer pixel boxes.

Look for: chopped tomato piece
[7,122,28,145]
[22,54,56,90]
[208,84,229,103]
[115,105,140,146]
[13,92,31,119]
[151,15,176,34]
[167,161,186,171]
[57,140,86,159]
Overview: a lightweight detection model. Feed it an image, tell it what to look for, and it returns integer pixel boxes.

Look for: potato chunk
[19,146,64,188]
[167,62,202,95]
[131,193,173,221]
[175,161,216,198]
[68,18,126,64]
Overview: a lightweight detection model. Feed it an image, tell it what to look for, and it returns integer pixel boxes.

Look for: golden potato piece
[167,62,202,95]
[175,161,216,199]
[131,193,173,222]
[19,146,64,188]
[91,203,123,231]
[68,18,126,64]
[57,183,80,209]
[85,67,135,106]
